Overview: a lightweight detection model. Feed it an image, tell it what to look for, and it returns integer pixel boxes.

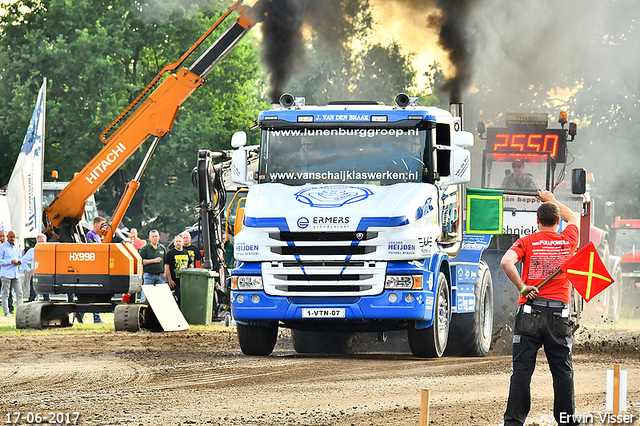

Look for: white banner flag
[7,79,46,239]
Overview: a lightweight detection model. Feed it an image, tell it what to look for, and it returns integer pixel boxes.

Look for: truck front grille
[271,246,376,256]
[269,231,378,241]
[280,285,371,293]
[262,261,386,297]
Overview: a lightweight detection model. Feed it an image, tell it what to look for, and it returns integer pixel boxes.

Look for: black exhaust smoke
[428,0,475,104]
[256,0,351,103]
[257,0,475,104]
[255,0,305,103]
[367,0,475,104]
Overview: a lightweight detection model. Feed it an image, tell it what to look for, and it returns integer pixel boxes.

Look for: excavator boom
[43,0,264,240]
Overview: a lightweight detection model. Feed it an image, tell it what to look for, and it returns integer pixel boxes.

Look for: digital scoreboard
[486,127,567,163]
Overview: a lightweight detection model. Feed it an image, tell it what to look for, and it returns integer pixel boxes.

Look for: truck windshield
[483,153,547,192]
[614,228,640,256]
[258,127,429,186]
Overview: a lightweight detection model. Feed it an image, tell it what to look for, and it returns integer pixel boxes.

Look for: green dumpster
[179,268,219,325]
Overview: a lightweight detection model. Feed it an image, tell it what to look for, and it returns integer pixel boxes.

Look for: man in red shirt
[501,190,580,426]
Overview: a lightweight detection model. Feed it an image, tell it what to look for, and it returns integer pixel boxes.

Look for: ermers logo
[69,252,96,262]
[313,216,349,224]
[297,217,309,229]
[295,186,372,208]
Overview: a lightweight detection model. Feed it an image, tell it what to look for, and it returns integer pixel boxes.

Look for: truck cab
[229,94,491,358]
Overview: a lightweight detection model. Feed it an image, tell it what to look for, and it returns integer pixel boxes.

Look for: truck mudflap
[231,290,436,325]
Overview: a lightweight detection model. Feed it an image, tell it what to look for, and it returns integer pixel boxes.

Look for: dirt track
[0,311,639,426]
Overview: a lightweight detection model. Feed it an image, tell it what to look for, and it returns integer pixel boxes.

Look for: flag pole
[536,267,562,290]
[503,190,540,196]
[39,77,47,234]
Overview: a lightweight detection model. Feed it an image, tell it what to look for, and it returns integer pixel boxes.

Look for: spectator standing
[0,230,14,313]
[0,231,24,317]
[500,190,580,426]
[130,228,145,250]
[181,231,202,268]
[164,235,192,308]
[78,216,105,324]
[21,233,50,302]
[86,216,106,243]
[138,230,166,303]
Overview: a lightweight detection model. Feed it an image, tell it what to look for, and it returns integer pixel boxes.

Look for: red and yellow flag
[561,241,614,302]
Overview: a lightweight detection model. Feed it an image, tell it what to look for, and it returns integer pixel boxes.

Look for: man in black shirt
[181,231,203,268]
[164,235,192,308]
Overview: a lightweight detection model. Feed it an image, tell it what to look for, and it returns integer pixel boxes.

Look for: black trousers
[504,300,579,426]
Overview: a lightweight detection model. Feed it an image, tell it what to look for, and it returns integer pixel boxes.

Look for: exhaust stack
[450,102,463,130]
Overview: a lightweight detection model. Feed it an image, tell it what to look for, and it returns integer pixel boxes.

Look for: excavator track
[114,304,145,332]
[15,301,72,329]
[114,303,161,332]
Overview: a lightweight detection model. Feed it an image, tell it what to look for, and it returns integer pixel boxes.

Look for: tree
[0,0,267,238]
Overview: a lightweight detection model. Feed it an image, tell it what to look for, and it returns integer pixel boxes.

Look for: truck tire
[291,330,355,354]
[407,271,450,358]
[445,261,493,357]
[237,323,278,356]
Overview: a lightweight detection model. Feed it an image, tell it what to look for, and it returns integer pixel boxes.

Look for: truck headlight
[232,276,263,290]
[385,275,423,290]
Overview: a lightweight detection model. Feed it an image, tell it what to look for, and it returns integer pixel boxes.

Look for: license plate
[301,308,346,318]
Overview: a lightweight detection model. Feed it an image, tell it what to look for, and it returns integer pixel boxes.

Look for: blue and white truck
[229,94,494,358]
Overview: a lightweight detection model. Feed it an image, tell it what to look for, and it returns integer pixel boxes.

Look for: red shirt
[509,224,580,304]
[132,237,145,250]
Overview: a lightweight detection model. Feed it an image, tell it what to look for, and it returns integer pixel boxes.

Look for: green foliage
[0,0,267,237]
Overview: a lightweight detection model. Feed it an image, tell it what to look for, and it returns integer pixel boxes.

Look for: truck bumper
[231,290,433,322]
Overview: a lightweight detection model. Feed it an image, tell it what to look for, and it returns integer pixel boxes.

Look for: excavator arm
[43,0,264,241]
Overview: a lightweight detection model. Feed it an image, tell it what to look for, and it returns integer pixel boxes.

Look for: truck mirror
[452,130,474,147]
[450,146,471,185]
[231,148,254,186]
[604,201,615,218]
[477,121,485,136]
[571,168,586,194]
[231,131,247,148]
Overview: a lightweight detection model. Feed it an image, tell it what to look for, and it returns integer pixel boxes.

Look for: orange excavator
[15,0,265,330]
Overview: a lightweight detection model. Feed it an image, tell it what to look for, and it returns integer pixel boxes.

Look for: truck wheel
[291,330,355,354]
[237,323,278,356]
[446,261,493,356]
[408,271,450,358]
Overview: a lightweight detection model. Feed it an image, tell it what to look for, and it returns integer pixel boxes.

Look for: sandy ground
[0,306,639,426]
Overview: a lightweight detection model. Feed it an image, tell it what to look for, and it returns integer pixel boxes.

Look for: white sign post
[606,364,627,413]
